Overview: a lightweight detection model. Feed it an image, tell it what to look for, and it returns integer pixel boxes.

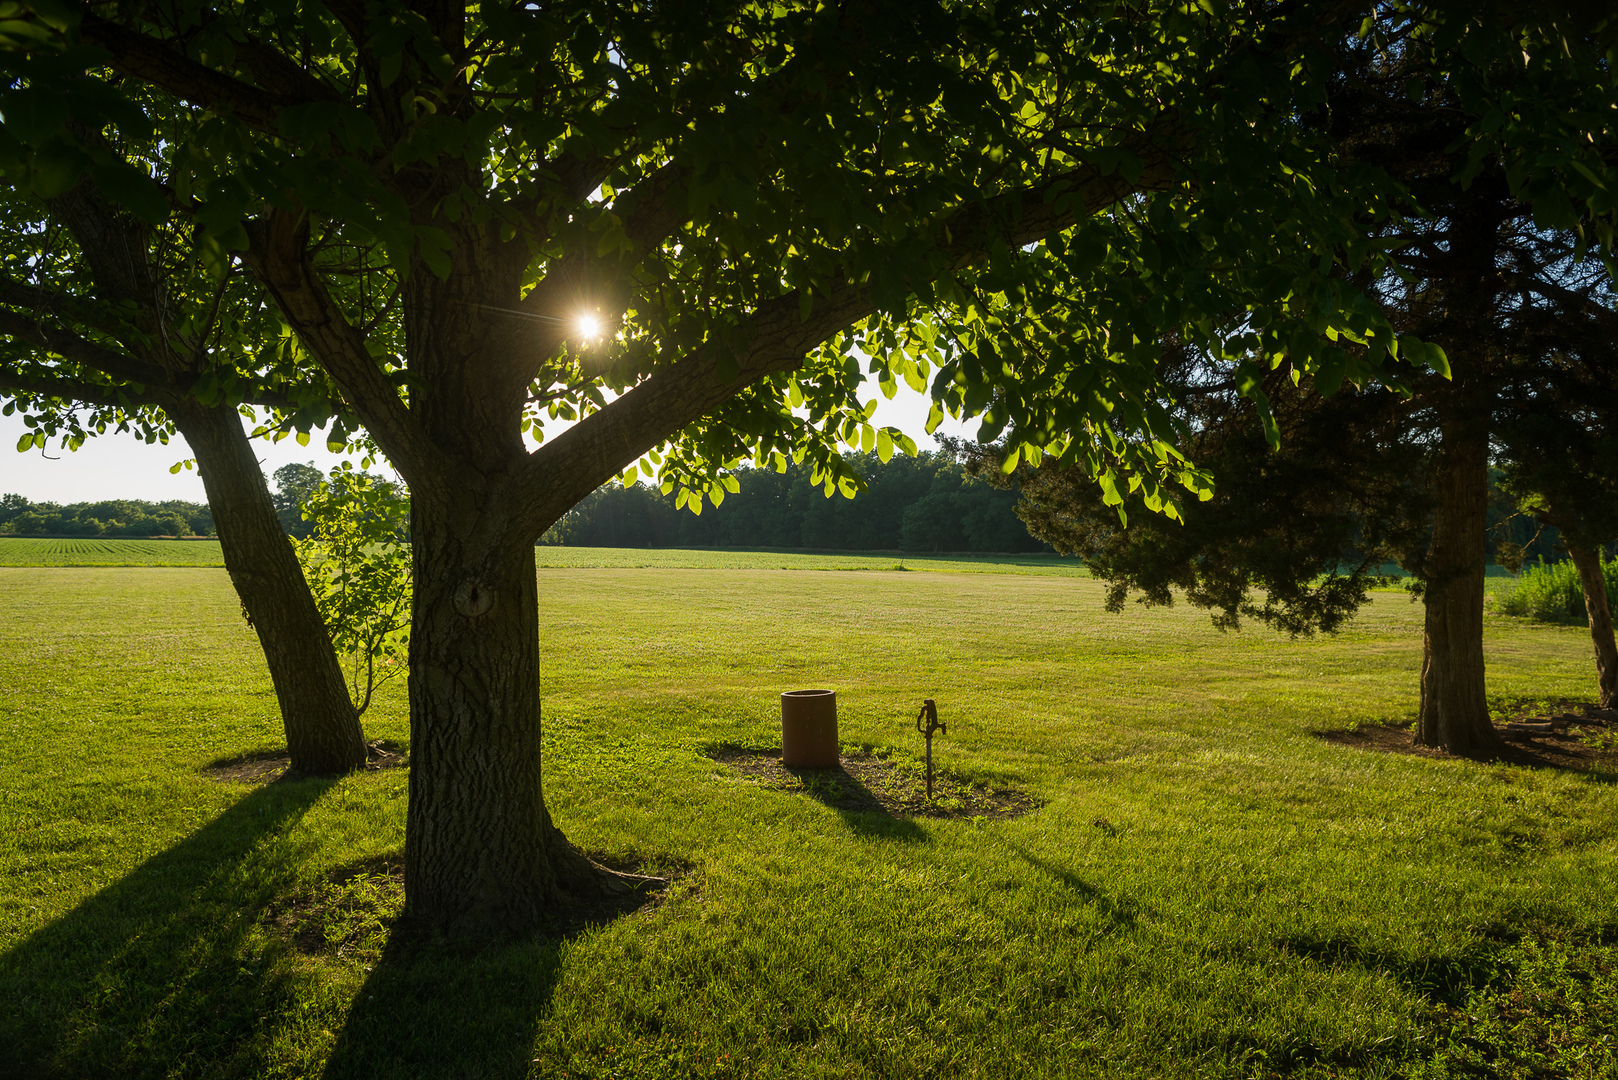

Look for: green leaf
[1314,347,1349,397]
[88,163,169,225]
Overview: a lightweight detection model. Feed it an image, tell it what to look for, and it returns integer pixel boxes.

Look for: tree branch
[0,275,140,342]
[242,209,448,494]
[79,12,338,134]
[0,366,164,410]
[0,308,176,387]
[500,141,1180,542]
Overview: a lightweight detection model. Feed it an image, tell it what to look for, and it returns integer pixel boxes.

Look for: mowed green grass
[0,537,227,566]
[0,566,1614,1079]
[0,539,1084,575]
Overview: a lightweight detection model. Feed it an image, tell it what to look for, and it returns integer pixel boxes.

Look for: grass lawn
[0,538,1089,575]
[1,561,1614,1079]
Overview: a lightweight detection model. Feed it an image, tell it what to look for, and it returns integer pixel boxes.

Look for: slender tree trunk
[1415,408,1503,753]
[402,494,619,936]
[170,398,368,774]
[1568,543,1618,709]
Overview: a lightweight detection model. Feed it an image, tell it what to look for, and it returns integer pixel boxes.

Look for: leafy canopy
[0,3,1607,531]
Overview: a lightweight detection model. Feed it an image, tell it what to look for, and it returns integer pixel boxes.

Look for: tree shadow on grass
[789,764,929,842]
[319,861,669,1080]
[1315,711,1618,782]
[1276,934,1497,1006]
[318,929,561,1080]
[0,773,336,1079]
[1003,843,1138,928]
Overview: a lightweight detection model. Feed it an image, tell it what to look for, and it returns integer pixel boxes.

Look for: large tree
[1,1,1602,934]
[0,180,371,773]
[1335,25,1618,750]
[968,13,1618,754]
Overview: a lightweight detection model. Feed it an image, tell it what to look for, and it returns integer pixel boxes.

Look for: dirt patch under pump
[708,746,1041,820]
[1317,700,1618,773]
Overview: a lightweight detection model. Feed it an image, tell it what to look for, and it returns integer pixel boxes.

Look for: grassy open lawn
[0,538,1089,575]
[0,561,1613,1079]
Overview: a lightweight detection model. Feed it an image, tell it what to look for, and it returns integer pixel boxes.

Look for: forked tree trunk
[1568,543,1618,710]
[402,495,619,935]
[1415,409,1503,754]
[170,398,368,774]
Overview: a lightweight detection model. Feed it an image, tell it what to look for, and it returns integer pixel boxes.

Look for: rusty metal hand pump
[916,698,945,799]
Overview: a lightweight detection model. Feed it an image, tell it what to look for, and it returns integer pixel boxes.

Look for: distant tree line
[0,493,212,537]
[4,455,1567,556]
[540,451,1049,553]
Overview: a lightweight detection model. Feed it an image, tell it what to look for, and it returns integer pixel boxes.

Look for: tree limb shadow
[0,774,336,1079]
[1275,934,1497,1006]
[1003,843,1138,928]
[319,930,563,1080]
[320,855,671,1080]
[706,745,930,841]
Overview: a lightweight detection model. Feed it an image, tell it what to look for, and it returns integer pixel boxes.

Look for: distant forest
[0,455,1576,561]
[541,451,1049,553]
[541,452,1570,563]
[0,494,212,537]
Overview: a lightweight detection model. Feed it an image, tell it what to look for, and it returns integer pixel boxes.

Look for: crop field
[0,537,227,566]
[1,564,1614,1078]
[534,545,1091,575]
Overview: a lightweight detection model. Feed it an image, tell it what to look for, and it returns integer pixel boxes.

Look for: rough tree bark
[1410,189,1509,756]
[169,398,370,773]
[1415,403,1503,752]
[403,506,615,933]
[1566,543,1618,709]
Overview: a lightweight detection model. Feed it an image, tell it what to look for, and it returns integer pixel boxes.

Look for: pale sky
[0,380,979,504]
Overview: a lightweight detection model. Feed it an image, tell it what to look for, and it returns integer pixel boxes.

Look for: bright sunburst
[575,313,602,341]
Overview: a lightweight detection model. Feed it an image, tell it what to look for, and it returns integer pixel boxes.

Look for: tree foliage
[0,493,211,535]
[0,1,1471,520]
[293,466,410,718]
[547,450,1044,552]
[270,461,325,538]
[955,367,1432,636]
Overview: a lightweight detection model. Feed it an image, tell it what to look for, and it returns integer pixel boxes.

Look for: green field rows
[0,537,226,566]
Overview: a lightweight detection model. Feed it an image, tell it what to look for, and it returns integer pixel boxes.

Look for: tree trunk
[402,496,622,936]
[1415,410,1503,753]
[170,399,368,774]
[1568,542,1618,709]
